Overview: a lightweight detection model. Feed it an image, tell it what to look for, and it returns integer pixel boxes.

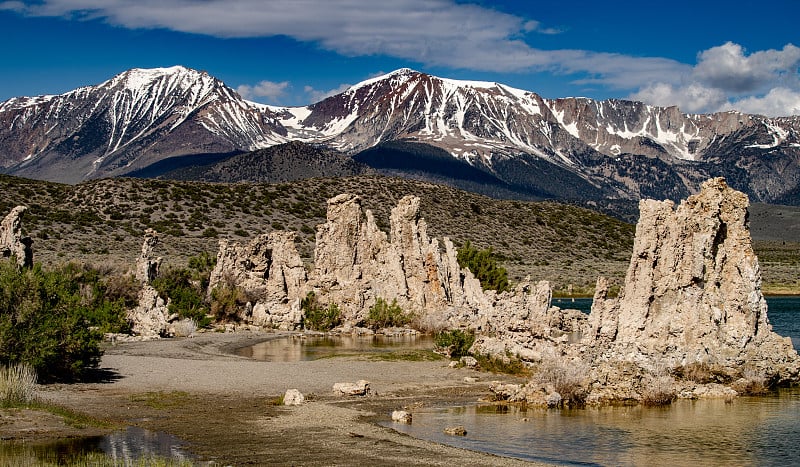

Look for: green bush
[0,260,129,381]
[366,297,411,329]
[434,329,475,358]
[457,241,510,292]
[210,285,249,322]
[152,267,211,328]
[300,291,341,331]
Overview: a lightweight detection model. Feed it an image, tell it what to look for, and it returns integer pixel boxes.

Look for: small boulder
[443,425,467,436]
[391,410,412,424]
[460,356,479,369]
[333,380,370,396]
[283,389,305,406]
[546,392,562,408]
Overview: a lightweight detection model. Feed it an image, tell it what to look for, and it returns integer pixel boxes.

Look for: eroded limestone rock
[0,206,33,268]
[128,230,169,337]
[135,228,161,284]
[333,380,370,396]
[587,177,799,383]
[283,388,305,406]
[208,231,307,329]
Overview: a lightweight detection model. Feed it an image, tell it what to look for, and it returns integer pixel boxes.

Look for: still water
[388,296,800,467]
[235,333,434,361]
[0,426,194,465]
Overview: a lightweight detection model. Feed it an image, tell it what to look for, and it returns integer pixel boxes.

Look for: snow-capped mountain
[272,68,800,203]
[2,66,800,205]
[0,66,287,182]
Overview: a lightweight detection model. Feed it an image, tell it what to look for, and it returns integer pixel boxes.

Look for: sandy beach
[5,331,547,465]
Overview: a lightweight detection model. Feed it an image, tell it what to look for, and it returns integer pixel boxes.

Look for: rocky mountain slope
[2,67,799,204]
[0,66,287,183]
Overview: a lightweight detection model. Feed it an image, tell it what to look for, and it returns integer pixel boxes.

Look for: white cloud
[720,88,800,117]
[629,83,727,114]
[628,42,800,116]
[303,83,352,103]
[8,0,676,81]
[236,80,290,103]
[694,42,800,94]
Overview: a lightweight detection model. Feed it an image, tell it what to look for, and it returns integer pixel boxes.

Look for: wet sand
[5,331,547,465]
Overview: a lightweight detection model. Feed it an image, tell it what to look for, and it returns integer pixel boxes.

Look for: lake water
[234,333,434,361]
[387,296,800,466]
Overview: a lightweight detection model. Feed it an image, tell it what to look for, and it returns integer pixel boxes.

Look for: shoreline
[3,331,549,466]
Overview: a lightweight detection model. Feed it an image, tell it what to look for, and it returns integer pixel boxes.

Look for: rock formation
[208,231,307,329]
[587,177,799,384]
[135,228,161,284]
[209,193,574,339]
[128,230,169,337]
[0,206,33,268]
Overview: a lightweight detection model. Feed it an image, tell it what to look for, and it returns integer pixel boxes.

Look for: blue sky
[1,0,799,116]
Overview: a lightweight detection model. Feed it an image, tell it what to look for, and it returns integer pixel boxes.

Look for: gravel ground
[7,331,549,466]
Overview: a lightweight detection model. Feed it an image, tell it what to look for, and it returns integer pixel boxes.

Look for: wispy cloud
[236,80,290,103]
[5,1,800,115]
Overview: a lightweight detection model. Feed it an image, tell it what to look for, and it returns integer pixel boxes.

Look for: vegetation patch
[0,260,131,381]
[434,329,475,358]
[368,349,445,362]
[474,353,530,376]
[456,241,509,292]
[300,291,342,331]
[366,297,412,329]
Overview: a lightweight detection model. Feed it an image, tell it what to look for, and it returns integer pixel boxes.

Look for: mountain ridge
[2,66,799,204]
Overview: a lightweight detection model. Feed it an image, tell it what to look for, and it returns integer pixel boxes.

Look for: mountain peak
[347,68,424,91]
[106,65,215,92]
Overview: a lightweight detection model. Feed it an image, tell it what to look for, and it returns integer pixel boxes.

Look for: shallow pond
[387,389,800,466]
[234,334,434,361]
[0,426,194,465]
[386,296,800,466]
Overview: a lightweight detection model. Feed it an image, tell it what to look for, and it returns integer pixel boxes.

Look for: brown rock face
[589,178,799,381]
[0,206,33,268]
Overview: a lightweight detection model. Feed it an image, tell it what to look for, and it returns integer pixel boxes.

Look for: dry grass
[0,364,38,405]
[640,374,676,406]
[532,351,590,405]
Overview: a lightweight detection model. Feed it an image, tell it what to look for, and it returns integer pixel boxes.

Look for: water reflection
[235,334,434,361]
[389,389,800,466]
[0,426,193,465]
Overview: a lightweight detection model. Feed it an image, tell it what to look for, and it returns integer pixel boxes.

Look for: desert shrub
[640,374,677,406]
[152,267,210,328]
[366,297,412,329]
[300,291,342,331]
[188,251,216,291]
[0,260,118,381]
[104,273,140,309]
[457,241,509,292]
[434,329,475,358]
[210,284,249,322]
[0,364,38,406]
[731,366,769,395]
[533,352,590,406]
[475,353,529,376]
[673,361,733,384]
